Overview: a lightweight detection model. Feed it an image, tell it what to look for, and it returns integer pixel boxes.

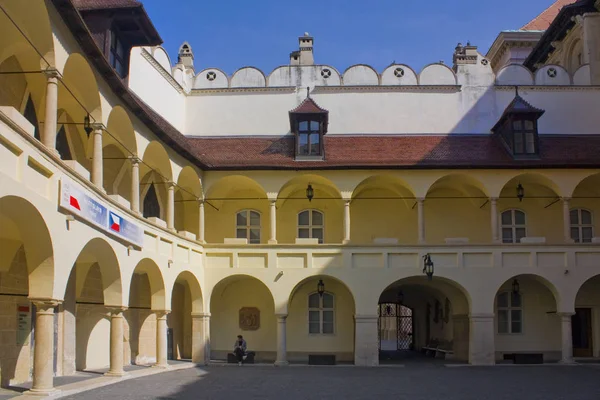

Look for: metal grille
[378,303,413,351]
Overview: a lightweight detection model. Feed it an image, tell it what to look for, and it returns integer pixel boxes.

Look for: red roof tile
[186,135,600,170]
[290,97,328,114]
[521,0,578,30]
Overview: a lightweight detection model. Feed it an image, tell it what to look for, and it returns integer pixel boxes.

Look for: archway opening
[287,276,356,364]
[493,274,560,363]
[378,276,470,364]
[573,275,600,358]
[209,275,275,362]
[168,271,203,361]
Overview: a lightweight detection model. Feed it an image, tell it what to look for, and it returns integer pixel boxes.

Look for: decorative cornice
[141,48,184,94]
[190,87,297,95]
[495,85,600,91]
[312,85,462,93]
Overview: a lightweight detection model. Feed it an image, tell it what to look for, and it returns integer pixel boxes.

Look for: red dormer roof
[521,0,578,31]
[289,96,329,114]
[492,95,545,132]
[289,95,329,133]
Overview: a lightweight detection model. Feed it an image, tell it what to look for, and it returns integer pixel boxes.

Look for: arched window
[496,291,522,334]
[236,210,261,244]
[23,96,40,141]
[570,209,593,243]
[143,183,160,219]
[56,125,72,160]
[308,292,334,334]
[298,209,324,243]
[501,209,526,244]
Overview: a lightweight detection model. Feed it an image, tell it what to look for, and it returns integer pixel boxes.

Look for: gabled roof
[492,95,545,132]
[521,0,578,31]
[289,96,328,114]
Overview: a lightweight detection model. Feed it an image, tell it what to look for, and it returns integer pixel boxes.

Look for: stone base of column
[268,239,278,244]
[342,239,350,245]
[274,360,289,366]
[152,363,171,370]
[104,370,127,377]
[24,388,60,397]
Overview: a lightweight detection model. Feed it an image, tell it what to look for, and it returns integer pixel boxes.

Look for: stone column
[198,200,206,244]
[563,198,574,243]
[42,69,59,150]
[167,182,175,231]
[490,198,499,243]
[203,313,211,364]
[583,12,600,85]
[275,314,288,366]
[91,123,104,189]
[269,200,277,244]
[469,313,495,366]
[452,314,470,362]
[105,307,126,377]
[354,315,379,367]
[29,300,60,395]
[417,198,425,244]
[191,313,209,364]
[155,311,170,368]
[559,312,575,364]
[343,200,351,244]
[129,156,141,214]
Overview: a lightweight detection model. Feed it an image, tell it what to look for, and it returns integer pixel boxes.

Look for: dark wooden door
[572,308,593,357]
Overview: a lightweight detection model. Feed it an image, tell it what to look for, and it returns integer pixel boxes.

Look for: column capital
[30,298,62,310]
[562,197,572,202]
[354,314,378,322]
[154,310,171,319]
[43,68,60,80]
[267,192,278,202]
[167,181,176,189]
[275,313,288,320]
[490,197,498,202]
[557,311,575,318]
[469,313,495,321]
[197,198,205,205]
[106,306,128,315]
[128,155,141,165]
[90,122,104,133]
[191,312,211,319]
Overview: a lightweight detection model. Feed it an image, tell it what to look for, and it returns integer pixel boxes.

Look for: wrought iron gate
[378,303,413,351]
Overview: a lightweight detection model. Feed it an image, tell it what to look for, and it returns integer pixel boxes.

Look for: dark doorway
[378,303,413,360]
[167,328,174,360]
[572,308,593,357]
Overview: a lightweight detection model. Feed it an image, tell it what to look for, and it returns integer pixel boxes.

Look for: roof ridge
[521,0,577,31]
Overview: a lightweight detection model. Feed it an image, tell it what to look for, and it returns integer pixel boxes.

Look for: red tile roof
[521,0,578,30]
[290,97,329,114]
[186,135,600,170]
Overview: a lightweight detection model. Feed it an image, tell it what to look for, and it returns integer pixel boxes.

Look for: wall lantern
[512,279,520,295]
[397,290,404,305]
[423,254,434,281]
[317,279,325,297]
[516,183,525,202]
[83,114,93,137]
[306,184,314,202]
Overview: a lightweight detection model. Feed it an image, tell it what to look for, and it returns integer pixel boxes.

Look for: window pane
[298,228,310,238]
[237,212,247,226]
[250,211,260,226]
[511,292,522,308]
[525,132,536,154]
[524,120,534,130]
[310,121,319,131]
[109,52,116,67]
[308,294,320,309]
[312,228,324,243]
[299,121,308,131]
[309,322,320,334]
[511,310,522,333]
[497,292,509,308]
[236,229,247,239]
[514,132,524,154]
[309,310,320,322]
[581,210,592,225]
[312,211,323,226]
[582,227,593,242]
[116,41,124,58]
[571,228,581,243]
[501,211,512,225]
[309,133,320,155]
[515,228,526,242]
[116,60,123,77]
[512,120,523,131]
[298,211,309,226]
[249,229,260,243]
[322,322,334,334]
[511,309,522,322]
[322,310,334,323]
[511,320,522,334]
[514,211,526,225]
[497,310,508,334]
[502,228,513,243]
[298,134,309,155]
[322,293,334,308]
[570,210,580,225]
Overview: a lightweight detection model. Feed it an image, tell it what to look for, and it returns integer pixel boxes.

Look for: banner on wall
[59,177,143,247]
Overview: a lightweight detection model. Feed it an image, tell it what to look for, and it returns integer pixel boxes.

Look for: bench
[308,354,336,365]
[422,340,454,360]
[227,351,256,364]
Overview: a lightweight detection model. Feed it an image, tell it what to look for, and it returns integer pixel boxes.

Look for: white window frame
[496,291,523,334]
[501,209,527,244]
[297,209,325,244]
[236,209,261,244]
[570,208,594,243]
[308,292,335,335]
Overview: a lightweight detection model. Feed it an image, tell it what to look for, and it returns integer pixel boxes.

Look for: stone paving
[60,364,600,400]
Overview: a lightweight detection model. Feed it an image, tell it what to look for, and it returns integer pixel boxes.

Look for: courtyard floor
[51,363,600,400]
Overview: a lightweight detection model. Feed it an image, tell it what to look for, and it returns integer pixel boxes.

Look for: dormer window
[109,30,125,77]
[492,93,544,158]
[289,91,328,160]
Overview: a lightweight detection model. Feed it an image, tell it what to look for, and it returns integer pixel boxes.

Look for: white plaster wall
[128,47,186,132]
[152,47,172,73]
[268,65,342,87]
[574,65,592,85]
[496,64,534,85]
[343,65,379,86]
[535,65,571,85]
[381,65,418,85]
[231,67,266,88]
[194,69,228,89]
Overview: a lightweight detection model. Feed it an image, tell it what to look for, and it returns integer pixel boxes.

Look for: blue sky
[141,0,556,74]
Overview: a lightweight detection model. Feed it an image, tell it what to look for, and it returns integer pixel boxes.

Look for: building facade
[1,0,600,394]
